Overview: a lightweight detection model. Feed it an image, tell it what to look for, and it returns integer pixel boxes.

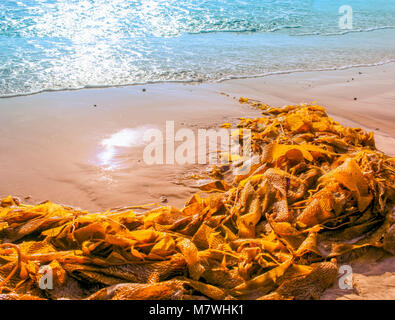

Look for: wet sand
[0,84,258,211]
[1,62,395,300]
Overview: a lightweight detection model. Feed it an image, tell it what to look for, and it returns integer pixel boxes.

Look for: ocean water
[1,0,395,97]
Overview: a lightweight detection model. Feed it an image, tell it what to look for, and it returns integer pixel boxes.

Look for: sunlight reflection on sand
[98,126,156,171]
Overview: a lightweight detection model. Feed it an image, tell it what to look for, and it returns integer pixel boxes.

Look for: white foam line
[295,25,395,37]
[1,59,395,99]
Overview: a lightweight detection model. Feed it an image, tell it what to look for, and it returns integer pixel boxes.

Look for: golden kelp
[0,102,394,300]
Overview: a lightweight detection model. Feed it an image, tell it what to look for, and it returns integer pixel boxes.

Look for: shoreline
[2,59,395,100]
[1,62,394,213]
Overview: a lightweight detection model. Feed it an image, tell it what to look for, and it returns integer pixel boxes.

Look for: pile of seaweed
[1,102,394,300]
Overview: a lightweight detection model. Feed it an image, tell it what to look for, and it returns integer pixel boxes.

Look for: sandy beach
[2,0,395,304]
[1,62,394,212]
[1,62,395,300]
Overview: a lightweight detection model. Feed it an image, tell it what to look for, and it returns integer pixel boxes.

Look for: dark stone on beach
[142,88,146,92]
[93,104,97,107]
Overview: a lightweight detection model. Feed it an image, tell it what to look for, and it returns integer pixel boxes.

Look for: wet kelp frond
[0,102,394,300]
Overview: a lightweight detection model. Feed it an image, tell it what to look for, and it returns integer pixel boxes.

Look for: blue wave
[1,0,395,97]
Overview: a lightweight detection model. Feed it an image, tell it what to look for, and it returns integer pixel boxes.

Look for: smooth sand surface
[0,84,261,211]
[1,62,394,300]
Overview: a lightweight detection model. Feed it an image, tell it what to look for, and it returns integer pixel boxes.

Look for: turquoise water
[1,0,395,97]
